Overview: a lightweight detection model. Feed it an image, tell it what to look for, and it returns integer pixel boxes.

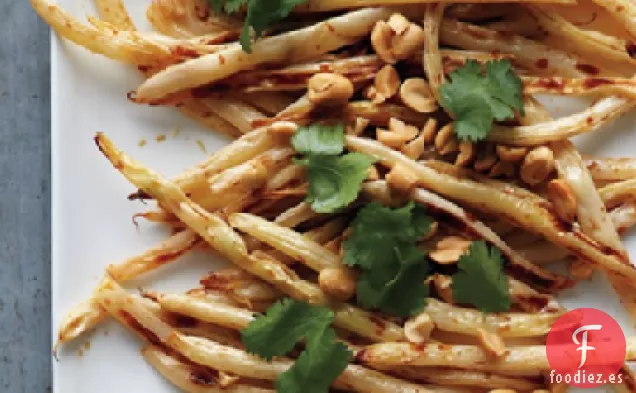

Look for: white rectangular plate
[51,1,636,392]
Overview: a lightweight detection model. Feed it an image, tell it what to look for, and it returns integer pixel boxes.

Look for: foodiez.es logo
[547,308,626,388]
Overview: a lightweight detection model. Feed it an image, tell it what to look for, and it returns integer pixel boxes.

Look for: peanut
[519,146,555,185]
[476,328,507,358]
[389,117,419,140]
[496,145,528,162]
[377,127,407,148]
[401,132,426,160]
[547,179,577,224]
[371,14,425,64]
[370,21,396,63]
[455,140,475,167]
[386,163,418,195]
[421,118,438,144]
[307,73,354,107]
[400,78,437,113]
[347,117,370,136]
[434,123,458,155]
[318,266,357,301]
[429,236,472,264]
[374,65,400,103]
[404,313,435,344]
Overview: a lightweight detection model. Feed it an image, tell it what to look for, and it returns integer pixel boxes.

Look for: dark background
[0,1,52,392]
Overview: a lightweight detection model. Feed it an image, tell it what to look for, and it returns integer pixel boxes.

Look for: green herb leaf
[241,298,333,360]
[208,0,308,52]
[240,0,308,52]
[451,241,512,313]
[439,59,524,142]
[241,299,352,393]
[343,202,433,269]
[356,245,430,316]
[296,153,376,214]
[343,202,433,316]
[223,0,246,13]
[291,123,345,156]
[276,327,352,393]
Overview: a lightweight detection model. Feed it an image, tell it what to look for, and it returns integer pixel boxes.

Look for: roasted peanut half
[455,140,475,167]
[496,145,528,162]
[318,266,357,301]
[421,118,438,144]
[374,65,400,103]
[434,123,459,155]
[377,127,407,148]
[307,73,354,107]
[404,313,435,344]
[400,78,438,113]
[520,146,555,185]
[387,13,410,34]
[390,16,425,60]
[547,179,577,224]
[476,328,507,358]
[371,14,425,63]
[371,21,396,63]
[401,132,426,160]
[346,117,370,136]
[386,163,418,195]
[429,236,472,264]
[389,117,419,140]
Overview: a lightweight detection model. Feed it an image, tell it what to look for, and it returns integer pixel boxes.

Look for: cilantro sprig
[292,123,375,214]
[242,299,333,360]
[209,0,307,52]
[439,59,524,142]
[291,123,345,156]
[343,202,434,317]
[241,299,352,393]
[451,241,512,313]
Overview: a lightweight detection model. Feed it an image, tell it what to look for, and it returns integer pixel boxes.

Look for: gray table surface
[0,1,52,392]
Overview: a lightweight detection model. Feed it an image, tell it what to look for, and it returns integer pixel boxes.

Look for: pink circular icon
[546,308,626,388]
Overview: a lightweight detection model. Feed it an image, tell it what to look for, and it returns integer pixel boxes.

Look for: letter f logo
[572,325,602,368]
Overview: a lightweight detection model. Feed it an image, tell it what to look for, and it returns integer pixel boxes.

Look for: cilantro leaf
[357,245,430,316]
[343,202,433,317]
[276,327,351,393]
[241,298,333,360]
[208,0,308,52]
[439,59,524,142]
[451,241,512,313]
[297,153,375,214]
[291,123,345,156]
[343,202,433,269]
[223,0,246,13]
[240,0,308,52]
[241,299,352,393]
